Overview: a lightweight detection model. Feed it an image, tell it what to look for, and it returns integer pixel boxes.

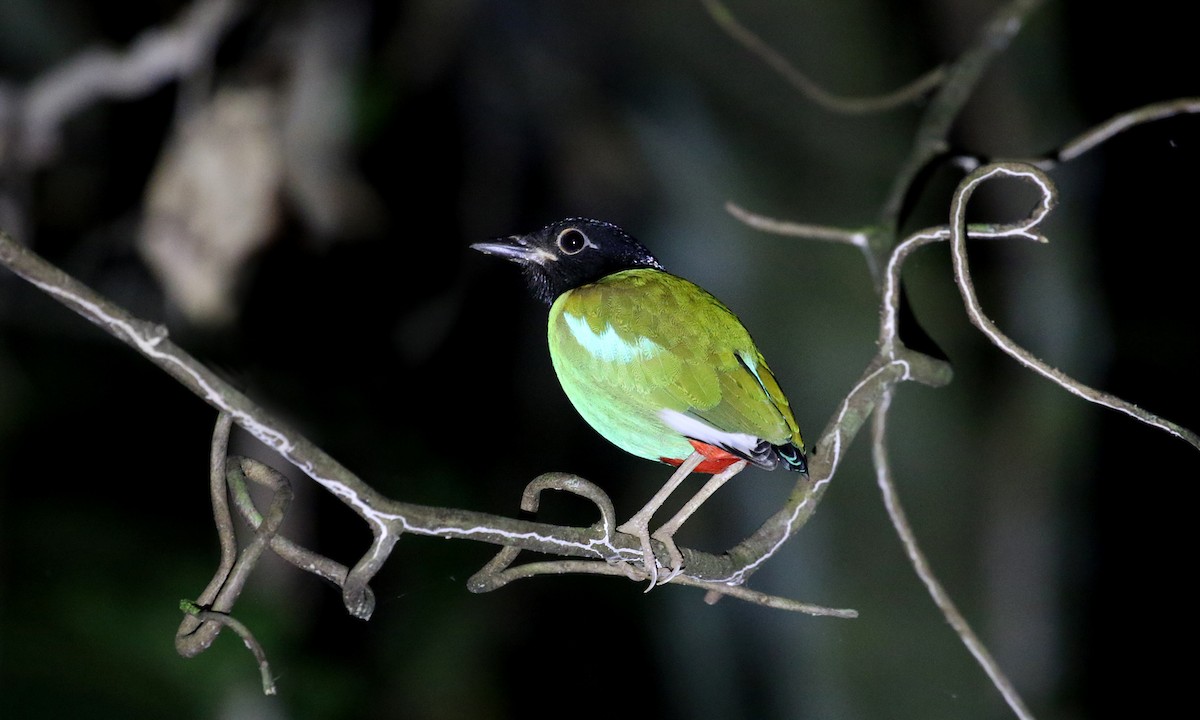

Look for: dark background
[1,1,1195,718]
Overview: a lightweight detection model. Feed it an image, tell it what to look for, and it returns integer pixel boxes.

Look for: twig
[176,415,293,674]
[0,230,403,573]
[712,0,1049,285]
[947,164,1200,451]
[173,413,289,696]
[871,389,1034,720]
[877,0,1045,270]
[714,348,951,587]
[175,413,238,655]
[180,601,276,696]
[868,160,1197,719]
[12,0,244,167]
[725,202,870,249]
[879,212,1052,357]
[175,418,378,695]
[226,456,370,593]
[699,0,945,114]
[724,200,880,285]
[476,555,858,617]
[466,472,858,615]
[1054,97,1200,164]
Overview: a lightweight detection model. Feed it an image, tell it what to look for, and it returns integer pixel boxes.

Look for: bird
[472,217,807,585]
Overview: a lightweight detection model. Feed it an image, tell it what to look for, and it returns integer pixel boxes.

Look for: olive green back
[547,268,803,465]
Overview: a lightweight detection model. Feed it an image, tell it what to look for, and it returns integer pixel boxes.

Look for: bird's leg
[616,451,704,587]
[651,460,747,584]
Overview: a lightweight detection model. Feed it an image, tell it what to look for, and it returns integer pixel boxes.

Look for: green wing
[547,268,803,466]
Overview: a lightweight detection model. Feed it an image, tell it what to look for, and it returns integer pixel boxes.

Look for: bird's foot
[616,519,659,588]
[615,520,685,590]
[651,528,686,584]
[613,451,705,589]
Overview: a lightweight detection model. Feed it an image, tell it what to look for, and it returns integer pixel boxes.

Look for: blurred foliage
[1,1,1197,719]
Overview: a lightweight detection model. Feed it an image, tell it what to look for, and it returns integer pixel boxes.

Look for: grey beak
[471,235,555,265]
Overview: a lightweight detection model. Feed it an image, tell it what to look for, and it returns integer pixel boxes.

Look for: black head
[472,218,664,305]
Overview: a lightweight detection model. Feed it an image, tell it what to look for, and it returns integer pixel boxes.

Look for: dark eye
[557,228,588,255]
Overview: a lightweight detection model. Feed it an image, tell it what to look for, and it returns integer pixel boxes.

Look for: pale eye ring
[557,228,588,255]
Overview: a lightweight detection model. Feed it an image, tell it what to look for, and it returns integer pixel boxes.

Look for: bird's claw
[617,521,660,588]
[651,529,686,584]
[616,521,685,590]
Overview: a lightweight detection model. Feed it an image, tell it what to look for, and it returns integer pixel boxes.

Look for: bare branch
[716,0,1049,285]
[871,389,1034,720]
[713,349,950,588]
[226,457,369,593]
[948,163,1200,451]
[698,0,945,114]
[12,0,244,167]
[175,419,378,696]
[475,554,858,617]
[176,418,293,668]
[1054,97,1200,164]
[725,202,870,248]
[724,200,880,280]
[172,416,298,696]
[879,214,1053,356]
[877,0,1046,269]
[175,413,238,655]
[180,601,276,696]
[0,230,394,536]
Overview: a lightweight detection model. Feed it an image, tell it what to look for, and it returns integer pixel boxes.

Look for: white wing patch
[737,351,771,394]
[564,312,664,364]
[659,408,762,457]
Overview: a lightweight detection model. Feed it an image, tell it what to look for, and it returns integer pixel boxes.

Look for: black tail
[774,442,808,474]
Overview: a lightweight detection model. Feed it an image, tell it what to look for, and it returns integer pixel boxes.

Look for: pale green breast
[546,268,802,464]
